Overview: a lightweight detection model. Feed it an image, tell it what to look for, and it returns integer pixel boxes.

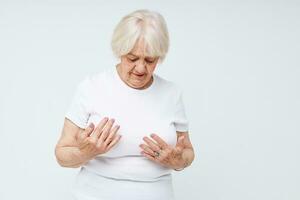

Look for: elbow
[59,162,81,168]
[54,147,66,167]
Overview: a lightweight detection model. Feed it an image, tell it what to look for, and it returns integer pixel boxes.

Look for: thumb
[176,135,185,149]
[82,123,94,138]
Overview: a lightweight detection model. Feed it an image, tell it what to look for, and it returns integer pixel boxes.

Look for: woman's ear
[157,57,163,65]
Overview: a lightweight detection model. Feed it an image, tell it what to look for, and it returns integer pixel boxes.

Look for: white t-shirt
[65,66,189,182]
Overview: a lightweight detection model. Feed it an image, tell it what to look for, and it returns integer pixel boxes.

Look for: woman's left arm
[140,131,195,170]
[175,131,195,170]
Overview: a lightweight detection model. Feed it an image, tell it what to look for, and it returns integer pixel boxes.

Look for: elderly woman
[55,9,195,200]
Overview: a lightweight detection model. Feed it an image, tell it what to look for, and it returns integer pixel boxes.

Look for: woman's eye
[146,60,155,63]
[127,57,155,63]
[127,58,138,62]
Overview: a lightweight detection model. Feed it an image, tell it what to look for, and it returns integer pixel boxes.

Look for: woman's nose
[135,60,147,73]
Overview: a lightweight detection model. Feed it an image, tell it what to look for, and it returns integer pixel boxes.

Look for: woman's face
[117,40,159,90]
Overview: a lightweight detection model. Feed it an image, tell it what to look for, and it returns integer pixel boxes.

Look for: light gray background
[0,0,299,199]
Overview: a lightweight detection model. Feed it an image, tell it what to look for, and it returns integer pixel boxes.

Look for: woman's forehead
[127,38,157,58]
[127,52,156,59]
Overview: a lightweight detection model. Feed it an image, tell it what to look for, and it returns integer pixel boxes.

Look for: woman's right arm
[54,118,90,168]
[55,117,121,168]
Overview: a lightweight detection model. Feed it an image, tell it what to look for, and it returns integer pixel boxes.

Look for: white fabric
[65,66,189,198]
[71,167,175,200]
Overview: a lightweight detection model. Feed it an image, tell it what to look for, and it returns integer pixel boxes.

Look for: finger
[175,143,185,156]
[142,137,161,152]
[141,151,159,163]
[99,118,115,142]
[175,136,185,153]
[106,134,122,151]
[139,144,156,156]
[92,117,109,139]
[174,144,184,155]
[79,123,94,140]
[176,136,185,148]
[150,133,168,149]
[103,124,120,146]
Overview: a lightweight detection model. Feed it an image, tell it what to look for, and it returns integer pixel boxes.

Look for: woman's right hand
[77,117,122,161]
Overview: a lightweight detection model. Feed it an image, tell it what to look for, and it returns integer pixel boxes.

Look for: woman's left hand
[139,133,186,170]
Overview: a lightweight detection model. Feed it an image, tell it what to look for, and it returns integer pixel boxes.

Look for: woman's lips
[132,73,145,77]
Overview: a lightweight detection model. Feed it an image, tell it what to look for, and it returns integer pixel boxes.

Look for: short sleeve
[65,77,91,129]
[173,88,189,132]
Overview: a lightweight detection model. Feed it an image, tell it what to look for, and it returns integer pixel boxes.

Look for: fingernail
[89,123,94,128]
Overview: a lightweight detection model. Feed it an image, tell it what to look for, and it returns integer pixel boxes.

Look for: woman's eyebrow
[128,53,138,57]
[145,57,155,60]
[128,53,155,60]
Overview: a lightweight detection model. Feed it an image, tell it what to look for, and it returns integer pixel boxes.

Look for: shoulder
[77,67,112,91]
[154,73,183,96]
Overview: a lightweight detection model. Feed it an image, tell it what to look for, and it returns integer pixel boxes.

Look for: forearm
[55,146,89,168]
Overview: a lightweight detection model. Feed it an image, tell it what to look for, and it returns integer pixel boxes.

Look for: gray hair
[111,9,170,63]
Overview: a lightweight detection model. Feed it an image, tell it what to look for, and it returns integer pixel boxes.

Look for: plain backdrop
[0,0,299,200]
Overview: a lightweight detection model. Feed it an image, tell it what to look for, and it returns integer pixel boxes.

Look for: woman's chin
[131,83,146,89]
[128,80,147,89]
